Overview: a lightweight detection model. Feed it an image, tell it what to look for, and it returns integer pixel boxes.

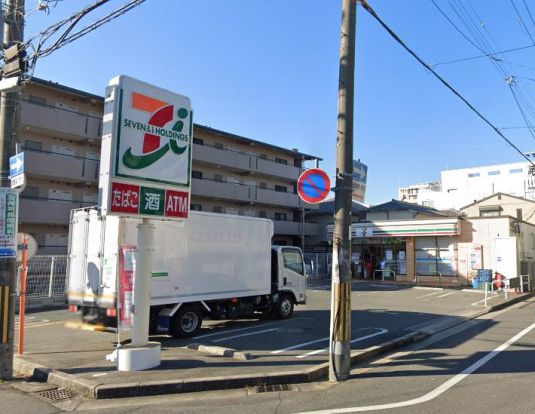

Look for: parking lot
[12,279,518,387]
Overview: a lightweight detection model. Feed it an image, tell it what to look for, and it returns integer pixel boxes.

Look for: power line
[357,0,534,166]
[510,0,535,45]
[432,44,535,67]
[522,0,535,27]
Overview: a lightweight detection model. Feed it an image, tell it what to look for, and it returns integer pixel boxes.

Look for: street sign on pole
[9,152,24,189]
[297,168,331,204]
[9,152,23,177]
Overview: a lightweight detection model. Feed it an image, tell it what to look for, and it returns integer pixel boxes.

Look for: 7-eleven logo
[122,92,190,170]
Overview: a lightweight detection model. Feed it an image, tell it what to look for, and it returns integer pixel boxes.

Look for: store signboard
[99,75,192,221]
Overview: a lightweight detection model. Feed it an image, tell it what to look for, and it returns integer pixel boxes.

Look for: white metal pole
[48,256,55,298]
[131,219,154,347]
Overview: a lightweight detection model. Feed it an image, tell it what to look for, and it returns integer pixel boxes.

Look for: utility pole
[0,0,25,380]
[329,0,356,382]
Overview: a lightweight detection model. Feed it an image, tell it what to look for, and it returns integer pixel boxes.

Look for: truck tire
[276,294,294,319]
[171,305,203,338]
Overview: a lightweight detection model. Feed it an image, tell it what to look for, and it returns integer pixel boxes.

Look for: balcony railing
[24,149,99,183]
[193,142,302,181]
[20,100,102,141]
[273,220,319,236]
[191,177,305,208]
[19,197,93,225]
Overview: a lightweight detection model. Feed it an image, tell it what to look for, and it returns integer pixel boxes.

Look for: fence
[18,255,68,309]
[304,253,332,279]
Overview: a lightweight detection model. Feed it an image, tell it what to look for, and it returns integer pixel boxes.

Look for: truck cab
[271,246,307,306]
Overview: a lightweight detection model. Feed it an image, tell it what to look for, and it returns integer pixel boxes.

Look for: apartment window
[468,172,480,178]
[274,212,287,221]
[258,210,267,218]
[259,182,267,189]
[29,95,46,106]
[275,185,287,193]
[480,209,500,217]
[275,157,288,165]
[517,208,523,220]
[259,154,268,160]
[212,206,223,213]
[422,200,435,208]
[510,168,522,174]
[214,142,224,149]
[193,137,204,145]
[24,140,42,151]
[191,204,202,211]
[214,174,224,182]
[488,170,500,176]
[192,170,203,179]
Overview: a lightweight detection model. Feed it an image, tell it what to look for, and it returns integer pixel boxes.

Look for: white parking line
[417,292,441,299]
[296,328,388,359]
[194,317,312,340]
[437,292,456,298]
[270,328,376,355]
[211,328,279,343]
[471,295,499,307]
[294,321,535,413]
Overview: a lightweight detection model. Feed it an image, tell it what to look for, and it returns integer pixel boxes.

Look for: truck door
[281,248,306,304]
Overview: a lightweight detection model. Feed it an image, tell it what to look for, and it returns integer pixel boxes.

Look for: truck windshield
[282,250,304,275]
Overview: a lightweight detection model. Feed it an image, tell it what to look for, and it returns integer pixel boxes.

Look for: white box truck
[66,207,307,337]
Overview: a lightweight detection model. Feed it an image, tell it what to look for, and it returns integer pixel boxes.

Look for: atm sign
[110,181,189,219]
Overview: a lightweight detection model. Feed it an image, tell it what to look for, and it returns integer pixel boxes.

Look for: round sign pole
[17,234,28,355]
[297,168,331,255]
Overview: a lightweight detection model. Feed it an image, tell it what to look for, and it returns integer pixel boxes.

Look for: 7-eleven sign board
[99,76,192,220]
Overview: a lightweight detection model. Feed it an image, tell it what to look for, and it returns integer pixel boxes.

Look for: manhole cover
[37,388,77,402]
[255,384,292,393]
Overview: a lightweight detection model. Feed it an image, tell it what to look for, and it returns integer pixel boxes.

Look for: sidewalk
[13,291,534,400]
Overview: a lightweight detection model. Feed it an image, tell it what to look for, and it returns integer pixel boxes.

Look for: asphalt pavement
[10,279,531,400]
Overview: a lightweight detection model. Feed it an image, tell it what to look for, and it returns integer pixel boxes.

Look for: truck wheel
[171,305,203,338]
[276,294,294,319]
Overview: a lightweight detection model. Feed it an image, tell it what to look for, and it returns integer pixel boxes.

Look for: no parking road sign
[297,168,331,204]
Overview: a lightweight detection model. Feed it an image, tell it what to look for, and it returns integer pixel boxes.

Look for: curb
[14,293,533,399]
[14,330,426,399]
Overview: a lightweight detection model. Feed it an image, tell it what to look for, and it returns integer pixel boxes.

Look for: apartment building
[16,78,321,253]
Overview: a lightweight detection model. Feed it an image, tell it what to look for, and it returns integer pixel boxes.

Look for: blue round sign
[297,168,331,204]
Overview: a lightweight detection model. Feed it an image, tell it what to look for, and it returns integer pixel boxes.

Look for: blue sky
[24,1,535,204]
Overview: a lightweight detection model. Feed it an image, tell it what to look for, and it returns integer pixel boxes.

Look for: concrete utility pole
[0,0,24,380]
[329,0,356,382]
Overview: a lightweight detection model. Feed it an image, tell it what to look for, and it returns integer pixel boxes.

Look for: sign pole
[131,219,154,347]
[0,0,24,381]
[117,219,160,371]
[17,234,27,355]
[329,0,356,382]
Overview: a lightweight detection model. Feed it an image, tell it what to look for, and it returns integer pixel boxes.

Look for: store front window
[415,237,456,276]
[355,237,406,279]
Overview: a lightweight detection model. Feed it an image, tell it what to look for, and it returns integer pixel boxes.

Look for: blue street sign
[9,152,24,178]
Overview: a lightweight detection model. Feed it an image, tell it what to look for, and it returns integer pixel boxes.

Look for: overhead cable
[357,0,534,166]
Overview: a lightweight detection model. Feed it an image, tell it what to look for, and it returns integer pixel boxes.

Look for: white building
[399,161,535,210]
[399,182,441,205]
